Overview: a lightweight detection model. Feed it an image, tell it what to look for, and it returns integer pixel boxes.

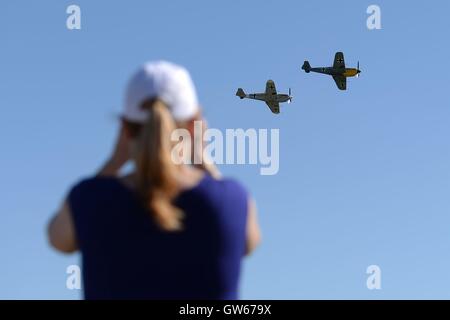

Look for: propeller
[356,61,361,78]
[288,88,292,103]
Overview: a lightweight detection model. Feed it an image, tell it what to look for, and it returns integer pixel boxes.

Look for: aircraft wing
[333,52,345,70]
[265,101,280,114]
[265,80,277,97]
[332,75,346,90]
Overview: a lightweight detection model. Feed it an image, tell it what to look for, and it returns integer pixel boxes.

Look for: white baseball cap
[123,61,199,123]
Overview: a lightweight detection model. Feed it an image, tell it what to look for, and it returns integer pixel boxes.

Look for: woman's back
[48,61,260,300]
[68,174,248,300]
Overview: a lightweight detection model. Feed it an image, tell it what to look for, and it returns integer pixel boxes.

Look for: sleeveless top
[68,174,249,300]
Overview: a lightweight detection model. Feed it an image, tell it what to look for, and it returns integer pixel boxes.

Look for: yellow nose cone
[343,69,358,77]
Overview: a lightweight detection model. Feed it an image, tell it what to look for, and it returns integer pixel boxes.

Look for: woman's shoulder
[218,176,248,192]
[195,174,250,200]
[200,175,250,218]
[68,176,124,199]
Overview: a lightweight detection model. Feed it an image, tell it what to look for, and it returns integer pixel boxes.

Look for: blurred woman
[47,61,261,299]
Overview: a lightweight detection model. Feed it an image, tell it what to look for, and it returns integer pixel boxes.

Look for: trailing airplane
[236,80,292,114]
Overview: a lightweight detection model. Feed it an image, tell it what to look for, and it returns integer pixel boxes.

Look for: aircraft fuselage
[309,67,359,78]
[247,93,291,103]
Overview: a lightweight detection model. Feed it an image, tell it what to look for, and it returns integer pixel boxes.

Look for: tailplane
[302,61,311,73]
[236,88,246,99]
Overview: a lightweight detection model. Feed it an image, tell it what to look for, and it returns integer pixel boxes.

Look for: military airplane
[236,80,292,114]
[302,52,361,90]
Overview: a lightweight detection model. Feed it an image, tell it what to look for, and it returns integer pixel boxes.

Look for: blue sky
[1,0,450,299]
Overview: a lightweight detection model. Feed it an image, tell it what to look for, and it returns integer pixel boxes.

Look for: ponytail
[135,99,183,232]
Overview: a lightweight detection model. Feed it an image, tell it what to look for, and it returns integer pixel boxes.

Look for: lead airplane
[302,52,361,90]
[236,80,292,114]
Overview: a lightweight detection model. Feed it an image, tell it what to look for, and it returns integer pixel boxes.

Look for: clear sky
[2,0,450,299]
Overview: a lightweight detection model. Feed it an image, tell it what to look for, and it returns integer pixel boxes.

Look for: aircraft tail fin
[236,88,246,99]
[302,61,311,73]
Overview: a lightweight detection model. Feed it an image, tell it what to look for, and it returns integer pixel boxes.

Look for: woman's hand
[97,123,131,176]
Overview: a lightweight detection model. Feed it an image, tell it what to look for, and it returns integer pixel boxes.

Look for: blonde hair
[135,99,184,231]
[133,99,220,232]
